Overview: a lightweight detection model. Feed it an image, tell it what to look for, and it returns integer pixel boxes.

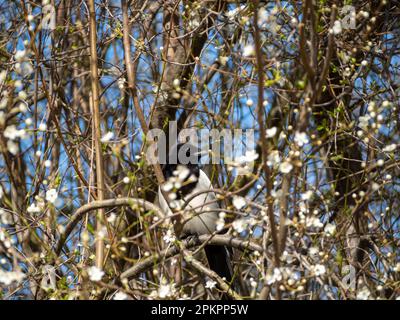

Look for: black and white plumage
[158,145,233,294]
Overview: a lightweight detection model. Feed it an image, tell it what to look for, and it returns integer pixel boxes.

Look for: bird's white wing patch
[158,170,220,235]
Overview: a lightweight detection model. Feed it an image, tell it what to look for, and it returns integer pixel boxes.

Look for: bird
[157,143,234,297]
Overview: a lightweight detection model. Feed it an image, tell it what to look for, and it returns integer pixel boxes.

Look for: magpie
[157,143,234,297]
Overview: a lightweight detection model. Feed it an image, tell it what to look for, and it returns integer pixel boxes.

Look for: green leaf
[330,154,343,162]
[87,223,95,234]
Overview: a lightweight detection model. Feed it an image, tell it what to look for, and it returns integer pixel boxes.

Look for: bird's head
[161,143,202,198]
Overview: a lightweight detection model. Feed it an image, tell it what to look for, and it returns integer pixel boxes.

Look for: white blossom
[232,218,247,233]
[219,56,229,66]
[312,264,326,276]
[383,144,396,152]
[358,115,370,130]
[188,18,200,30]
[27,202,42,214]
[250,278,258,288]
[100,131,114,143]
[18,90,27,100]
[258,8,269,26]
[232,196,246,210]
[360,11,369,19]
[267,150,280,167]
[216,218,225,231]
[294,131,309,147]
[14,80,22,88]
[216,212,226,231]
[324,223,336,236]
[3,125,25,140]
[97,226,107,239]
[175,165,190,181]
[242,150,258,162]
[19,62,33,76]
[306,216,323,229]
[87,266,104,282]
[169,199,183,210]
[279,161,293,174]
[246,99,253,107]
[377,159,384,166]
[106,212,116,224]
[45,188,58,204]
[0,209,12,224]
[162,181,174,193]
[331,20,342,34]
[14,50,27,62]
[117,78,125,90]
[371,182,380,191]
[266,127,277,138]
[356,287,371,300]
[173,79,180,87]
[291,17,298,25]
[19,103,28,113]
[243,45,255,57]
[7,140,19,155]
[163,229,176,244]
[301,190,313,201]
[226,5,246,20]
[205,280,217,289]
[266,268,283,285]
[44,160,52,168]
[38,123,47,131]
[162,165,195,194]
[158,283,174,299]
[232,150,259,175]
[113,291,128,300]
[122,176,130,184]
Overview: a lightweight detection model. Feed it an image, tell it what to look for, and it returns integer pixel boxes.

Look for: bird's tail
[204,245,234,299]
